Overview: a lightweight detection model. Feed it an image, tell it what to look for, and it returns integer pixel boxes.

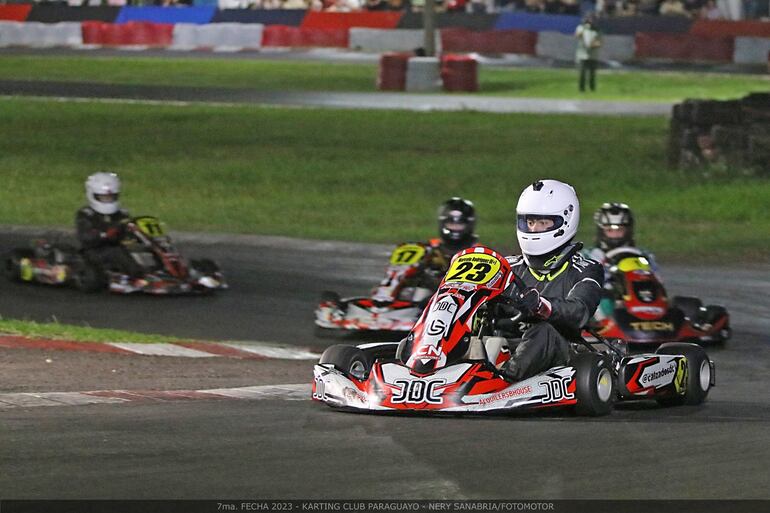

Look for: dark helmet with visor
[437,197,476,249]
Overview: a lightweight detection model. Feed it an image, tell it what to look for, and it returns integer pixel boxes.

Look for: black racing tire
[72,262,106,293]
[319,344,372,380]
[191,258,220,274]
[672,296,703,322]
[656,342,711,406]
[4,249,35,282]
[704,305,731,344]
[320,291,342,306]
[573,352,615,417]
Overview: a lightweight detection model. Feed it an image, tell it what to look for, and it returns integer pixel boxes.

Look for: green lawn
[1,97,767,262]
[0,55,767,102]
[0,317,187,344]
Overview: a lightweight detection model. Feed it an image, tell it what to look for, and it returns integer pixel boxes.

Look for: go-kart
[589,247,730,346]
[313,246,715,415]
[315,242,440,333]
[4,216,226,295]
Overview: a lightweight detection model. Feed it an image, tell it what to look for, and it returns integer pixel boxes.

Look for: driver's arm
[546,262,604,330]
[75,210,104,248]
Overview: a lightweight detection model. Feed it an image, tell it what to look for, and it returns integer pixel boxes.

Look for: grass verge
[0,55,767,102]
[0,97,767,262]
[0,317,186,344]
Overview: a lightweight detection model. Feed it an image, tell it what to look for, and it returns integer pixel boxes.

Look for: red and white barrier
[171,22,263,51]
[0,21,82,48]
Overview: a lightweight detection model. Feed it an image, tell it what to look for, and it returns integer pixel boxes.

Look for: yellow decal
[673,358,687,394]
[134,217,165,237]
[389,244,426,266]
[617,257,651,273]
[444,253,501,285]
[630,321,675,331]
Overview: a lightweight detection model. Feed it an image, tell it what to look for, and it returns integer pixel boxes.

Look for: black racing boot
[499,359,522,383]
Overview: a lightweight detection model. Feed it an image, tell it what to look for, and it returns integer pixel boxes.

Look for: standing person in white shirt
[575,14,602,92]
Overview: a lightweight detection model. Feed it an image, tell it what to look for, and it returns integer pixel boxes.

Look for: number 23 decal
[444,255,501,284]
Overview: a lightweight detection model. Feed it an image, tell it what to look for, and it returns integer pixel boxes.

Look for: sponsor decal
[391,378,446,404]
[641,363,677,384]
[343,387,367,405]
[427,319,448,336]
[539,375,574,404]
[629,306,665,316]
[673,358,687,394]
[630,321,675,331]
[432,300,457,314]
[479,385,533,405]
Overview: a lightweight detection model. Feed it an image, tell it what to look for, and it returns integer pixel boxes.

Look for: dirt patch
[0,347,312,393]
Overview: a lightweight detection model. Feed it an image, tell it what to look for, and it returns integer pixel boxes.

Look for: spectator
[699,0,724,17]
[659,0,691,15]
[575,14,602,92]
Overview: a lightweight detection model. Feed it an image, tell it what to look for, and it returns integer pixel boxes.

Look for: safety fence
[0,6,769,65]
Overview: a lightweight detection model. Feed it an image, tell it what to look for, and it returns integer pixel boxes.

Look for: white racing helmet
[85,172,121,215]
[516,179,580,261]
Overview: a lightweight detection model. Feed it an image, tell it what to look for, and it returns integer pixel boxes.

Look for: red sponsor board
[635,32,734,62]
[690,20,770,38]
[301,11,402,30]
[81,21,173,47]
[0,4,32,21]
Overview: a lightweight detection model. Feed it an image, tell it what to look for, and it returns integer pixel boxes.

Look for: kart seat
[463,336,489,361]
[483,336,510,366]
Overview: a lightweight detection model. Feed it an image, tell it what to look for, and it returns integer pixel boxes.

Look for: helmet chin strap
[524,241,583,272]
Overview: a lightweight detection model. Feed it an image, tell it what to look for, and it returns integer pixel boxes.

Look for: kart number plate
[444,253,501,285]
[389,244,427,266]
[135,216,166,237]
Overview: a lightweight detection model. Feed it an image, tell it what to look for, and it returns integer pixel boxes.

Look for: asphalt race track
[1,229,769,501]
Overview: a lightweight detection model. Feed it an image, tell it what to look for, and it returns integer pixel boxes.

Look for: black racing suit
[75,206,142,278]
[499,248,604,381]
[413,237,479,291]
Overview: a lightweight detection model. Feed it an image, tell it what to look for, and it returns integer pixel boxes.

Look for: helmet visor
[94,193,118,203]
[517,214,564,234]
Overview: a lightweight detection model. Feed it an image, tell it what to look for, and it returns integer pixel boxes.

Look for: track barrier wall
[441,27,537,55]
[0,4,32,22]
[262,25,348,48]
[27,5,120,23]
[211,9,305,26]
[82,21,174,47]
[0,21,82,48]
[301,11,402,30]
[690,19,770,38]
[733,37,770,65]
[349,28,440,53]
[171,22,263,50]
[598,15,692,35]
[635,32,735,62]
[494,13,580,35]
[116,6,216,25]
[397,12,498,30]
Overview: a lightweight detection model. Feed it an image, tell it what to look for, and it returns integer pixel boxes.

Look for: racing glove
[102,227,121,241]
[512,287,552,321]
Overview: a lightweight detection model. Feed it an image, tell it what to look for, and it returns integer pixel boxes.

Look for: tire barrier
[598,15,692,35]
[171,23,263,51]
[377,52,410,91]
[405,56,441,92]
[690,20,770,38]
[349,28,440,53]
[116,6,216,26]
[635,32,734,62]
[0,21,82,48]
[441,54,478,92]
[27,5,120,24]
[733,37,770,65]
[211,9,305,26]
[301,11,402,30]
[494,13,580,35]
[81,21,174,47]
[397,12,498,31]
[0,4,32,22]
[441,27,537,55]
[262,25,348,48]
[669,93,770,175]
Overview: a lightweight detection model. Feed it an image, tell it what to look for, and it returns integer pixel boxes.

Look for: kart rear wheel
[4,249,34,282]
[72,262,106,293]
[672,296,703,322]
[656,343,711,406]
[191,258,220,274]
[573,352,615,417]
[319,344,372,381]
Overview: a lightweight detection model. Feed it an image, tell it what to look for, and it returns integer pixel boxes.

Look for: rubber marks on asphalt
[0,384,310,410]
[0,335,321,360]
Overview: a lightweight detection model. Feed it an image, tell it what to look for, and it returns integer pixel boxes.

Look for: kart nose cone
[198,277,219,288]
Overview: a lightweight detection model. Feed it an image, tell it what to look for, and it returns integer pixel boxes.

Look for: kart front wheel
[72,262,106,293]
[573,352,615,417]
[319,344,372,381]
[656,342,712,406]
[4,249,35,282]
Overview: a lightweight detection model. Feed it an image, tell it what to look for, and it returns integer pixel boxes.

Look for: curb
[0,335,321,361]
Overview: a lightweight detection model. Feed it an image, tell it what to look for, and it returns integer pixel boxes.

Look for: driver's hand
[512,287,552,321]
[102,227,121,240]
